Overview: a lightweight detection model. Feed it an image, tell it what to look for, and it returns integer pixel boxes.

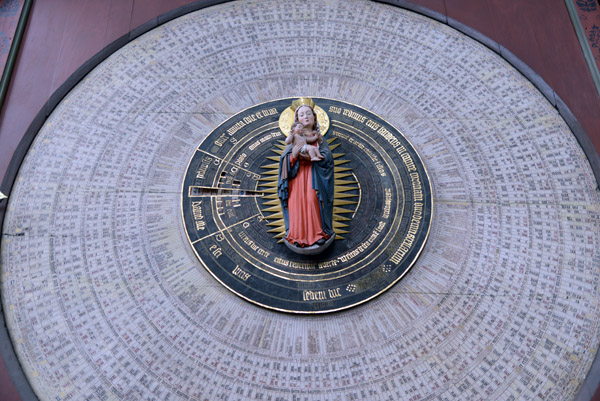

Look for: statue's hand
[299,152,312,161]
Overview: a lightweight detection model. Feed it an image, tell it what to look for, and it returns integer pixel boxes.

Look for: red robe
[285,157,328,246]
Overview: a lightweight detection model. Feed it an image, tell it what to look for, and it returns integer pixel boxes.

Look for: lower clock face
[182,98,432,313]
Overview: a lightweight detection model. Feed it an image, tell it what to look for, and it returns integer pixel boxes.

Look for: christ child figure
[286,122,324,161]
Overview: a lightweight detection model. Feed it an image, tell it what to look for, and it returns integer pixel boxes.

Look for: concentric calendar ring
[1,1,599,400]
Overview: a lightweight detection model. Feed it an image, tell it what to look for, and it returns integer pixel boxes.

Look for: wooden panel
[0,356,20,401]
[405,0,446,15]
[105,0,135,44]
[445,0,498,39]
[130,0,197,31]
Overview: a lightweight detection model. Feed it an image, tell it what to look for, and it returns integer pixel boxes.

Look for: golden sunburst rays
[258,138,360,243]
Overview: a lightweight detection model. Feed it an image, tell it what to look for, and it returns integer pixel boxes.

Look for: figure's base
[284,233,336,255]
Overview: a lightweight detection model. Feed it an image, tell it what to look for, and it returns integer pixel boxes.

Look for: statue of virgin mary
[278,98,335,254]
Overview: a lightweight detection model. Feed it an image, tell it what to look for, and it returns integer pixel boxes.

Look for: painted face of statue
[296,106,315,129]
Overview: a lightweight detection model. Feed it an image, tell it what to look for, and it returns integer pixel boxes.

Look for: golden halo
[278,98,330,136]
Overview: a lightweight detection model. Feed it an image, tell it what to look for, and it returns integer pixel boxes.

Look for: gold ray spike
[261,170,279,176]
[334,193,358,199]
[333,206,354,214]
[277,140,287,146]
[258,181,278,188]
[262,199,281,206]
[334,160,350,166]
[329,143,341,151]
[273,232,285,239]
[261,205,282,213]
[262,193,278,199]
[334,185,359,193]
[332,153,345,159]
[264,212,283,220]
[274,144,287,151]
[333,221,349,228]
[268,226,286,233]
[266,156,281,162]
[334,167,352,173]
[261,163,279,169]
[262,188,278,194]
[327,138,337,144]
[0,192,7,200]
[334,173,353,179]
[259,175,279,182]
[334,199,358,206]
[266,219,285,226]
[333,214,351,221]
[335,229,350,234]
[335,236,345,240]
[335,180,358,185]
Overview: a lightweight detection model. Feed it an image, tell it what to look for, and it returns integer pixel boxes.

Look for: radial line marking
[196,148,263,178]
[192,213,260,244]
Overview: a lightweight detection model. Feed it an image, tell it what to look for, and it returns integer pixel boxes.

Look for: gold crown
[291,97,315,111]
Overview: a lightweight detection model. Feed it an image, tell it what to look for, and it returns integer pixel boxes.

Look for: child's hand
[286,132,295,144]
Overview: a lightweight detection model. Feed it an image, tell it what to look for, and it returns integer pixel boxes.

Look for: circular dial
[182,98,432,313]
